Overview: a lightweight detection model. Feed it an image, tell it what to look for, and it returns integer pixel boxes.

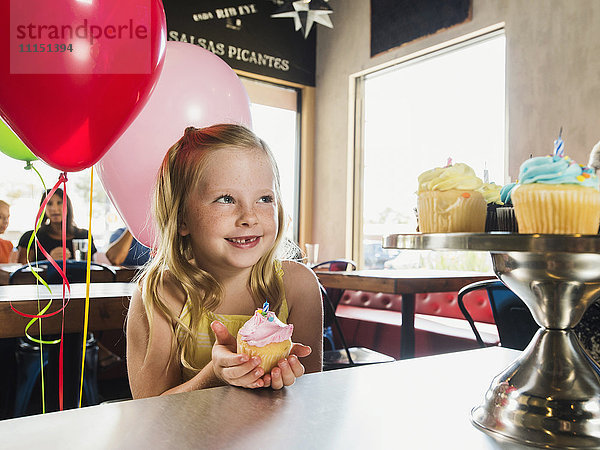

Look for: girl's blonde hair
[140,124,288,372]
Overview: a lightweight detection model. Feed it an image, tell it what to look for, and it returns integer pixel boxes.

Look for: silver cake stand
[383,233,600,449]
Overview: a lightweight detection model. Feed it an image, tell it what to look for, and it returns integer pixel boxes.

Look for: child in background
[0,200,15,263]
[127,124,323,398]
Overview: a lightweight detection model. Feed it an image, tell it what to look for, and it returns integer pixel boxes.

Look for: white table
[316,269,495,358]
[0,347,535,449]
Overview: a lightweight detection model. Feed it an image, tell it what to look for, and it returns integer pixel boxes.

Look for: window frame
[349,25,506,268]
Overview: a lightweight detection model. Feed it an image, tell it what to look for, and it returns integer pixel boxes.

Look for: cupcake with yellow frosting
[417,162,486,233]
[237,302,293,372]
[511,155,600,234]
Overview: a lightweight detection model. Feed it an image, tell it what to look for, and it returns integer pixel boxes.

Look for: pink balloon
[96,41,252,248]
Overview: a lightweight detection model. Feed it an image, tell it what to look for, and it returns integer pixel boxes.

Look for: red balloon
[0,0,166,172]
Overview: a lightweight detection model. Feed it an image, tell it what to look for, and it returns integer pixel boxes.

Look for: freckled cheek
[257,205,277,222]
[260,209,279,236]
[190,208,231,233]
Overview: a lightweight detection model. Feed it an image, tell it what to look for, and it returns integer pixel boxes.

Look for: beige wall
[314,0,600,261]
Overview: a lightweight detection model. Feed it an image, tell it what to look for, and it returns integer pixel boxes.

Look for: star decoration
[271,0,333,39]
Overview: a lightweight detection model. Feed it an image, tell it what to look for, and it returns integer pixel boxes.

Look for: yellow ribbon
[78,167,93,408]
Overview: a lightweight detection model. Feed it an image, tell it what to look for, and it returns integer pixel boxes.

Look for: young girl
[127,124,323,398]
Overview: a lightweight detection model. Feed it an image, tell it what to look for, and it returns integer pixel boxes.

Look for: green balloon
[0,118,37,162]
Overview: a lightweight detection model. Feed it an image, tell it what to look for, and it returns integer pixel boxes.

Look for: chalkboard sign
[371,0,472,57]
[164,0,316,86]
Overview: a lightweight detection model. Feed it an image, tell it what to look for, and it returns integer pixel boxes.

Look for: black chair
[0,339,17,419]
[312,259,358,272]
[9,333,100,418]
[457,280,539,350]
[312,259,395,370]
[12,338,49,417]
[312,259,357,350]
[9,260,116,285]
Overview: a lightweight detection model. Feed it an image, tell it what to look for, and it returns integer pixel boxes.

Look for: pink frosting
[238,310,293,347]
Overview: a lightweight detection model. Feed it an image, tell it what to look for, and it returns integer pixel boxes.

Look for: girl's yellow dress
[178,297,289,382]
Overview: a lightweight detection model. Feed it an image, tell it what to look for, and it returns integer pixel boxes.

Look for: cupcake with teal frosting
[511,155,600,234]
[496,182,518,232]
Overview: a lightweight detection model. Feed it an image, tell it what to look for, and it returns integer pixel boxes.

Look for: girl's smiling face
[179,147,279,275]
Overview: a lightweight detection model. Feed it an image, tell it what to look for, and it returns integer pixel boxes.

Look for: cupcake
[237,302,293,372]
[417,162,486,233]
[478,182,502,231]
[511,155,600,234]
[497,182,518,232]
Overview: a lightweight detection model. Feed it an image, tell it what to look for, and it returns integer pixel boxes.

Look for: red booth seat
[335,290,499,359]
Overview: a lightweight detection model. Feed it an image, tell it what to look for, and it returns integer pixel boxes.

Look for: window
[356,31,506,269]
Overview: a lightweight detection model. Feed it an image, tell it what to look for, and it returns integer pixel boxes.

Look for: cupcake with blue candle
[511,133,600,234]
[237,301,293,372]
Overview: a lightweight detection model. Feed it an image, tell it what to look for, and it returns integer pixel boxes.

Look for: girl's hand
[263,343,311,390]
[210,320,266,389]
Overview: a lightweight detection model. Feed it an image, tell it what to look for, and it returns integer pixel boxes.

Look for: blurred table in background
[315,269,494,294]
[315,269,495,358]
[112,265,142,282]
[0,282,135,338]
[0,263,141,285]
[0,264,32,285]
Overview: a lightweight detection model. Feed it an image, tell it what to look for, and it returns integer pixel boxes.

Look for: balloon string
[19,166,53,333]
[10,173,72,322]
[31,165,50,413]
[9,173,71,412]
[39,297,45,414]
[58,175,69,411]
[78,167,93,408]
[17,165,55,412]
